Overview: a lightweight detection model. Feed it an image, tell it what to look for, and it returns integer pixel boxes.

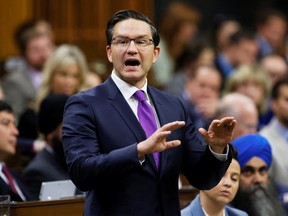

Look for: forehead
[228,159,240,174]
[0,111,14,121]
[244,156,267,168]
[113,18,152,38]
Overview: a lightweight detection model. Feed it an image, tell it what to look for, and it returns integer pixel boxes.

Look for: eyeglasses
[241,165,268,177]
[111,37,154,50]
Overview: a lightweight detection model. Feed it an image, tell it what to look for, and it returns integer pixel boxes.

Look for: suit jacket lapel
[105,77,146,142]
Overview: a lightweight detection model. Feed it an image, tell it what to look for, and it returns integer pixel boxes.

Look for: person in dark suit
[0,100,32,201]
[62,10,236,216]
[23,94,71,200]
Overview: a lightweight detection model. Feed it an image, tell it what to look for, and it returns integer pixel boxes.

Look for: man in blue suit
[62,10,236,216]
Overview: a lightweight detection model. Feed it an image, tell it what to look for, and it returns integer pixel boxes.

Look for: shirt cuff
[209,145,229,161]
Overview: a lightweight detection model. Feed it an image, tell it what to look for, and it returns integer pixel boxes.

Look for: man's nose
[252,172,266,184]
[127,40,138,53]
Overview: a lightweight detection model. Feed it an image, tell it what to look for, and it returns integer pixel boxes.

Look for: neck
[200,193,224,216]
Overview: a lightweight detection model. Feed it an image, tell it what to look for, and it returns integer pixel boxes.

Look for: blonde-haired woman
[35,44,88,110]
[224,64,271,129]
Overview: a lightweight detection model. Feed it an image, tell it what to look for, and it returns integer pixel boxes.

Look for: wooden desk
[10,197,85,216]
[179,186,199,209]
[9,187,197,215]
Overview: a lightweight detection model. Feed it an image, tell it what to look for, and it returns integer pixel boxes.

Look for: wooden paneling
[32,0,154,62]
[0,0,34,59]
[0,0,154,63]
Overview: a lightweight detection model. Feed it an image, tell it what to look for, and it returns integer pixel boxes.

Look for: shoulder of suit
[225,205,248,216]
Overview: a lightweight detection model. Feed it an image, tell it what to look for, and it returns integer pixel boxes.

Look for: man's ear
[152,46,160,64]
[106,45,113,63]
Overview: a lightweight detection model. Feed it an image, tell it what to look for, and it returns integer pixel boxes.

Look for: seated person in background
[260,54,288,88]
[215,93,258,140]
[181,149,248,216]
[260,77,288,214]
[180,64,222,130]
[0,100,32,201]
[224,64,271,130]
[231,134,286,216]
[2,19,55,121]
[16,44,89,170]
[164,40,216,97]
[23,94,73,200]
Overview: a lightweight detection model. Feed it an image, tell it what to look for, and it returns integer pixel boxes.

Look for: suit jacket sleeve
[62,90,142,191]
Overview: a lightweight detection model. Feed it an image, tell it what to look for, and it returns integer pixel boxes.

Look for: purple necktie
[134,90,160,169]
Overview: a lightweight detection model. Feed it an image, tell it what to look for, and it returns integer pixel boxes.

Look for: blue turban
[231,134,272,168]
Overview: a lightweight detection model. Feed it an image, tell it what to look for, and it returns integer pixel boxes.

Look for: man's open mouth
[125,60,140,66]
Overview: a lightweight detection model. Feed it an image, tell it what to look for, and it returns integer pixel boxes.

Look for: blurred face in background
[25,34,55,71]
[0,111,19,160]
[51,63,81,96]
[186,66,221,104]
[261,55,288,86]
[231,39,259,66]
[272,84,288,127]
[216,20,241,50]
[235,80,264,109]
[185,65,222,119]
[259,16,287,48]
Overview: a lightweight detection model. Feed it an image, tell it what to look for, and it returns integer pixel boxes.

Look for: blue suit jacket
[181,194,248,216]
[62,77,233,216]
[24,148,70,200]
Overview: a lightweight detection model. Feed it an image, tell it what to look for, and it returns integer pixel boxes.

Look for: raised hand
[198,116,236,153]
[137,121,185,158]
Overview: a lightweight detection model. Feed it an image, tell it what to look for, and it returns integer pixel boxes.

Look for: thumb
[198,128,208,139]
[198,128,207,136]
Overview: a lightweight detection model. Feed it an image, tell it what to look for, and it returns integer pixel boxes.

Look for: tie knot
[134,90,146,102]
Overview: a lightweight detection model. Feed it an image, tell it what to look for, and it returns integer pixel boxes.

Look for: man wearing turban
[231,134,286,216]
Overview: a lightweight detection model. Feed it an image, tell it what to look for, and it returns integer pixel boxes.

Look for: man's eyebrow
[242,165,267,170]
[114,35,149,39]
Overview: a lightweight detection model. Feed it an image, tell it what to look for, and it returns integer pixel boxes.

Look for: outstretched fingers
[159,121,185,133]
[217,117,237,130]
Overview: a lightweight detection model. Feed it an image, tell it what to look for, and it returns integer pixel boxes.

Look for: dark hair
[0,100,13,113]
[256,8,287,26]
[105,10,160,46]
[232,145,238,161]
[271,75,288,100]
[14,20,45,55]
[228,29,256,46]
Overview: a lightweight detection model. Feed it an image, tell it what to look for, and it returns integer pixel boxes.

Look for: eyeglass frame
[111,36,155,50]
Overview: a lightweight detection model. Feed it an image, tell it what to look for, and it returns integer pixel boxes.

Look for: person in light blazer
[181,150,248,216]
[62,9,236,216]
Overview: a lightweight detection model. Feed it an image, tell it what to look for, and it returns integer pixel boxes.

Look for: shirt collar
[111,70,148,100]
[274,118,288,141]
